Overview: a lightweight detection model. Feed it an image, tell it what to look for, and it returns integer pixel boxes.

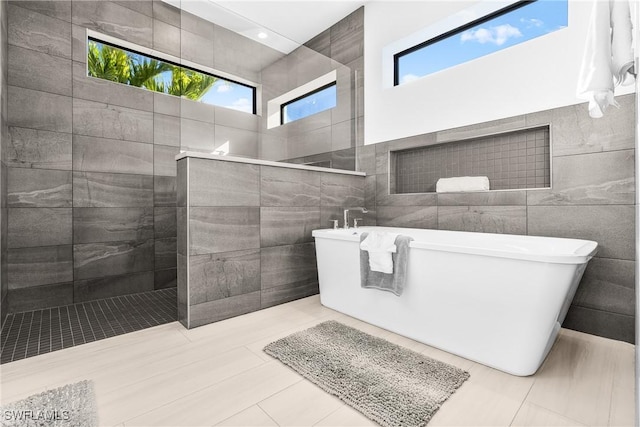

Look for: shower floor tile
[0,288,177,364]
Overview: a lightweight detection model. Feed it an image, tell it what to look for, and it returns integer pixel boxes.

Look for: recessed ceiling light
[257,32,268,39]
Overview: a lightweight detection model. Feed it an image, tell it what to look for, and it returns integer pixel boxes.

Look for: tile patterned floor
[0,288,177,364]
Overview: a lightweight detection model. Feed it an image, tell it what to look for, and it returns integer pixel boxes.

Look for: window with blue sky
[281,83,337,125]
[87,38,255,113]
[395,0,568,85]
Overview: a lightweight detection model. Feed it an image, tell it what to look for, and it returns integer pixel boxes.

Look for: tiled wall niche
[392,126,551,194]
[357,93,636,343]
[177,155,365,328]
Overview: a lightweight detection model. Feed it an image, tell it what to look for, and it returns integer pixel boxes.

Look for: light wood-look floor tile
[511,402,586,426]
[215,405,278,427]
[259,380,343,426]
[0,296,635,427]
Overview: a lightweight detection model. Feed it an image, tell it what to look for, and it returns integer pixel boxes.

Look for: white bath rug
[264,320,470,427]
[0,380,98,427]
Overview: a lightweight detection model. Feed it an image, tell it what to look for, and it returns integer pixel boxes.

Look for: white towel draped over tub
[577,0,635,118]
[436,176,490,193]
[359,231,399,274]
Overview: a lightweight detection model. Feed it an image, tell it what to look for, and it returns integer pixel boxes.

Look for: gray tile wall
[178,157,364,328]
[261,7,363,167]
[357,94,636,343]
[393,126,550,193]
[1,0,8,322]
[3,0,289,312]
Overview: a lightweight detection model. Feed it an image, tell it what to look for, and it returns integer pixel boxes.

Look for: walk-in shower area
[0,0,361,363]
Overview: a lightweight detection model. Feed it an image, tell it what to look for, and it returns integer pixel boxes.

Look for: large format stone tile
[153,113,180,147]
[8,1,71,22]
[154,176,176,207]
[8,44,71,96]
[8,86,72,133]
[154,92,180,117]
[563,305,634,344]
[153,1,180,27]
[8,207,72,248]
[213,24,263,75]
[260,166,321,207]
[320,173,364,207]
[214,125,259,158]
[260,243,318,290]
[8,3,71,59]
[438,205,527,234]
[189,207,260,255]
[153,144,180,177]
[180,117,215,152]
[188,291,261,328]
[436,115,526,144]
[7,168,72,207]
[73,172,153,208]
[154,206,176,239]
[73,135,154,175]
[189,158,259,207]
[180,9,214,39]
[376,206,437,229]
[375,173,438,206]
[155,237,177,270]
[189,249,260,305]
[6,127,72,170]
[287,126,332,159]
[214,105,259,132]
[437,191,527,206]
[73,98,153,143]
[74,239,154,280]
[72,0,152,48]
[356,144,376,175]
[180,29,214,68]
[329,7,363,65]
[572,257,634,317]
[113,0,153,17]
[261,280,319,309]
[260,207,321,247]
[74,271,155,303]
[7,282,73,313]
[551,95,635,157]
[527,205,635,260]
[528,150,634,205]
[72,61,153,112]
[8,245,73,288]
[153,19,180,57]
[73,207,154,244]
[155,268,177,290]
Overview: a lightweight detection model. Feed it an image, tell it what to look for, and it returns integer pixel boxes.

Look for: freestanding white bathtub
[312,226,598,376]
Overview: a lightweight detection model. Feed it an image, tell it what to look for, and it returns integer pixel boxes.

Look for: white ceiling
[171,0,367,53]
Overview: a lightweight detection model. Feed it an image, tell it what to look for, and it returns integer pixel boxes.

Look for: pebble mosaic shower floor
[0,288,177,364]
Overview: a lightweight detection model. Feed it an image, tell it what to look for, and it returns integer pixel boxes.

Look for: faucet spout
[343,207,369,229]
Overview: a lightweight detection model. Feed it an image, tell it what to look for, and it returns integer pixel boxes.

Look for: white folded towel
[436,176,490,193]
[577,0,635,118]
[359,232,399,274]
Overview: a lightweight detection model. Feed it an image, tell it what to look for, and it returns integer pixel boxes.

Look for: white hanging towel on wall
[577,0,635,118]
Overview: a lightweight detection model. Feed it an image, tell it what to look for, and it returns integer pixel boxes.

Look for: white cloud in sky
[225,97,252,113]
[520,17,543,28]
[460,24,522,46]
[401,74,420,84]
[216,83,233,93]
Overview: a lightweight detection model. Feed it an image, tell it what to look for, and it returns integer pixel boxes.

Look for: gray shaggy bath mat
[0,380,98,427]
[264,320,470,427]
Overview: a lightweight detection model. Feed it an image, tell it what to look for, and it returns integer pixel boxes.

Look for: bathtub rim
[312,226,598,265]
